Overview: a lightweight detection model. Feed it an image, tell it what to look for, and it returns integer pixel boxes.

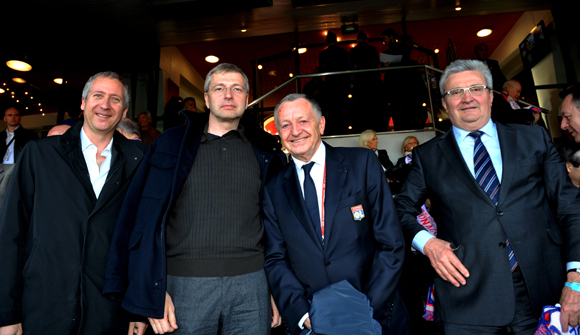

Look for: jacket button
[265,159,268,162]
[497,211,503,216]
[499,242,507,248]
[222,148,226,151]
[324,261,331,267]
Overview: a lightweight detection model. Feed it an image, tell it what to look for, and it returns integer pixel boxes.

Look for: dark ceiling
[0,0,552,117]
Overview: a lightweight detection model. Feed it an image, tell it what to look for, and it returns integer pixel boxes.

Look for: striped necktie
[468,131,518,272]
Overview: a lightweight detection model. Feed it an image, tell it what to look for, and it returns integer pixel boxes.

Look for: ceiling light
[289,73,293,77]
[16,100,19,103]
[42,112,45,116]
[241,26,247,33]
[38,103,41,106]
[54,78,63,84]
[30,96,33,99]
[12,78,26,84]
[477,29,492,37]
[348,94,352,98]
[268,70,277,76]
[258,64,263,70]
[337,37,341,42]
[0,88,4,94]
[422,103,427,107]
[351,44,356,48]
[298,48,307,54]
[6,60,32,72]
[2,83,5,85]
[455,6,461,11]
[205,55,219,63]
[24,92,28,95]
[324,31,328,36]
[25,107,28,110]
[439,118,443,122]
[434,49,440,54]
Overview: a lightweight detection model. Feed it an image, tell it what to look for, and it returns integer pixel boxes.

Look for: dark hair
[474,43,488,55]
[380,28,397,38]
[560,85,580,112]
[326,31,337,44]
[184,97,195,104]
[560,143,580,167]
[357,31,367,40]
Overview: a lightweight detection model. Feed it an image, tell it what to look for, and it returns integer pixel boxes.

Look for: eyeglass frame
[443,85,490,99]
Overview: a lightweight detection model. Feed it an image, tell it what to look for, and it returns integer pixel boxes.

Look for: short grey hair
[273,93,322,130]
[82,71,130,109]
[502,79,519,92]
[439,60,493,96]
[116,118,140,137]
[359,129,377,148]
[138,110,152,120]
[204,63,249,93]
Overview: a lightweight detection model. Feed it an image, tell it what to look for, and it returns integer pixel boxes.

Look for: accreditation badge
[351,205,365,221]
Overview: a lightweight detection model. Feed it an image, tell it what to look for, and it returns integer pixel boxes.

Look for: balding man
[1,107,37,164]
[47,124,71,137]
[491,80,537,125]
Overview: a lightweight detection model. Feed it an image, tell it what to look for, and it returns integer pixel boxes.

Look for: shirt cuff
[567,262,580,272]
[298,313,309,330]
[412,230,436,254]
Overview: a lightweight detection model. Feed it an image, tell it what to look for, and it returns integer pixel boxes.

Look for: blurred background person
[117,118,149,152]
[387,136,419,194]
[184,97,198,112]
[138,110,161,147]
[359,129,393,173]
[47,124,71,137]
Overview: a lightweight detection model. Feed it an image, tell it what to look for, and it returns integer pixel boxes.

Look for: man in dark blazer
[1,107,37,164]
[263,93,407,334]
[395,59,580,334]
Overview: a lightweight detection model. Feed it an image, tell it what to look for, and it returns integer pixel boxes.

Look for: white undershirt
[3,126,19,164]
[80,127,113,198]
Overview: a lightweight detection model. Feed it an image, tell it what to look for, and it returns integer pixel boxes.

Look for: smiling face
[276,98,325,162]
[204,71,248,124]
[561,94,580,143]
[506,82,521,100]
[367,135,378,150]
[442,70,493,132]
[138,113,150,128]
[81,76,127,138]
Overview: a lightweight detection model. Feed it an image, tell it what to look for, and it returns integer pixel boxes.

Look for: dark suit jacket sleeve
[361,150,406,325]
[539,128,580,261]
[263,185,311,332]
[378,150,394,171]
[394,148,430,242]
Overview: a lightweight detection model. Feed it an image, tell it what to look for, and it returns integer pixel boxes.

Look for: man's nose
[561,118,569,130]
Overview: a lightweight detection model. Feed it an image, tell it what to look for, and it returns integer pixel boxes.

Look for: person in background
[387,136,419,194]
[474,43,506,91]
[138,110,161,147]
[1,107,37,165]
[117,118,149,152]
[183,97,198,112]
[47,124,71,137]
[359,129,394,173]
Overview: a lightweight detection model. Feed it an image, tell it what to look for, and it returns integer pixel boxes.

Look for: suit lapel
[438,130,494,205]
[282,163,324,250]
[495,123,516,207]
[323,144,347,243]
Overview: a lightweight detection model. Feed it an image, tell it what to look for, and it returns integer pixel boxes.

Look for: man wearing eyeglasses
[395,59,580,334]
[103,63,286,334]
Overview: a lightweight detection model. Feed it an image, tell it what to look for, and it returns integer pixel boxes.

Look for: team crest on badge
[351,205,365,221]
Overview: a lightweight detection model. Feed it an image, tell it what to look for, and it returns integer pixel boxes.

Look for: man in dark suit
[1,107,37,164]
[263,93,407,334]
[395,59,580,334]
[475,43,506,91]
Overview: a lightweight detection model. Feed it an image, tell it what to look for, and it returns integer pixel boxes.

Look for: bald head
[4,107,21,132]
[47,125,71,137]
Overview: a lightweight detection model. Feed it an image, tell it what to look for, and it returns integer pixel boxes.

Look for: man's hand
[424,238,469,287]
[270,295,282,328]
[128,322,148,335]
[560,271,580,332]
[0,323,22,335]
[304,317,312,330]
[148,292,178,334]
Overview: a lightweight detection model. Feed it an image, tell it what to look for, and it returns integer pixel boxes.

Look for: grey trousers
[167,269,271,335]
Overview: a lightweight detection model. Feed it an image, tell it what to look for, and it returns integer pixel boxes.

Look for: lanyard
[321,163,326,240]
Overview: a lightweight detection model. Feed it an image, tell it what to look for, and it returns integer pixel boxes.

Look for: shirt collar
[293,141,326,171]
[80,126,113,153]
[452,118,497,143]
[6,125,20,134]
[201,122,246,143]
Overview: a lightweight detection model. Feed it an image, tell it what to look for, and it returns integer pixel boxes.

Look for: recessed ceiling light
[30,96,33,99]
[241,26,247,33]
[434,49,440,54]
[0,88,4,94]
[348,94,353,98]
[348,126,352,129]
[205,55,219,63]
[16,100,19,102]
[298,48,307,54]
[12,78,26,83]
[258,64,263,70]
[477,29,492,37]
[24,92,28,95]
[54,78,63,84]
[422,103,427,107]
[455,6,462,11]
[38,103,41,106]
[289,73,293,77]
[6,60,32,71]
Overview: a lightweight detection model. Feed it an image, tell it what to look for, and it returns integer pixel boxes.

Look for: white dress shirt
[80,127,113,199]
[3,126,19,164]
[412,119,502,253]
[291,141,326,329]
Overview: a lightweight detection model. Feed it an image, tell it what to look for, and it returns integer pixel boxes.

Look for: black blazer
[395,122,580,326]
[376,149,394,172]
[0,126,37,163]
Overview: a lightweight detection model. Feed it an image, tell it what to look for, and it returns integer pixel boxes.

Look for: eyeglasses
[444,85,489,99]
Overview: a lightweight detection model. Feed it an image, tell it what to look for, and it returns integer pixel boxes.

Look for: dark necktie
[468,131,518,271]
[302,162,321,237]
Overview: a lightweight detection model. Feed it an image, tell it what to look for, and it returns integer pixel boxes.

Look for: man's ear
[319,116,326,135]
[122,108,128,118]
[80,98,86,111]
[567,162,573,174]
[204,93,210,109]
